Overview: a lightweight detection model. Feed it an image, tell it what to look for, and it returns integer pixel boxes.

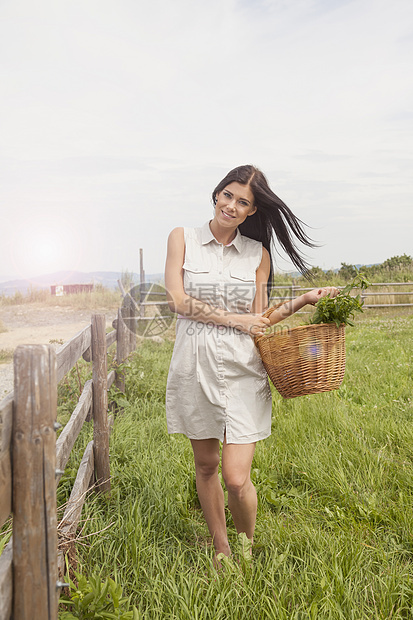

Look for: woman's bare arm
[250,247,270,314]
[267,287,340,325]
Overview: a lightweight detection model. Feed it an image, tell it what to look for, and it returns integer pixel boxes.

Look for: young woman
[165,165,338,560]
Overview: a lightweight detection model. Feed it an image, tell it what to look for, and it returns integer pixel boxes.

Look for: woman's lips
[221,211,235,219]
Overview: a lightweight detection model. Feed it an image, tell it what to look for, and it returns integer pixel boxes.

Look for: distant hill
[0,271,164,296]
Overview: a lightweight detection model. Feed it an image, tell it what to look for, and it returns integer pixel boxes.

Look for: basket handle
[262,301,288,319]
[254,302,287,344]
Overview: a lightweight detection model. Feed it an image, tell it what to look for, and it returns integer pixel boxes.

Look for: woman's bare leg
[190,438,231,557]
[221,438,257,542]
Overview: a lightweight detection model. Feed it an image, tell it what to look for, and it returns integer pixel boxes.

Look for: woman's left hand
[304,287,340,306]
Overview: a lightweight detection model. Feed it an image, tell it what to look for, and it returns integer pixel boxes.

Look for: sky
[1,0,412,283]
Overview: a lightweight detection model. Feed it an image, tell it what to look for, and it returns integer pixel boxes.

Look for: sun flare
[9,216,83,279]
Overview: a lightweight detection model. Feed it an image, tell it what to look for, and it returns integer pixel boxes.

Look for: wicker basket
[255,307,346,399]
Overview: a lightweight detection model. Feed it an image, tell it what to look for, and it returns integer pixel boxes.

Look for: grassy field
[1,307,412,617]
[51,308,413,619]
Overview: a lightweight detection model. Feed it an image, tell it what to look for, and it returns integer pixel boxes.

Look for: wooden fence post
[13,345,58,620]
[91,315,111,494]
[115,306,130,392]
[139,248,145,320]
[129,293,137,354]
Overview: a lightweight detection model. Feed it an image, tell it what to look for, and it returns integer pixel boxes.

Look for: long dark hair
[212,165,316,293]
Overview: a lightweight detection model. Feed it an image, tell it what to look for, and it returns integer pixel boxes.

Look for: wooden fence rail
[268,281,413,308]
[136,282,413,319]
[0,302,136,620]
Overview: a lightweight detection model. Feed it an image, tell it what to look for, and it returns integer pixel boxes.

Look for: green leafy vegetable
[309,270,370,328]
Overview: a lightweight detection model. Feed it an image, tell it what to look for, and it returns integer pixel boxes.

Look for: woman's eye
[223,192,231,198]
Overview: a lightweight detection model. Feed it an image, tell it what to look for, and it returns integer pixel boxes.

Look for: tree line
[273,254,413,286]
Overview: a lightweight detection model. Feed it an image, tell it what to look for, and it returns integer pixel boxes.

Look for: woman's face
[214,182,256,228]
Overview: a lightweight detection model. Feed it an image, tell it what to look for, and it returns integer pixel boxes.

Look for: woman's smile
[221,210,236,220]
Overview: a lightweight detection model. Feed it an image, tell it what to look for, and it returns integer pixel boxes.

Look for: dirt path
[0,303,117,397]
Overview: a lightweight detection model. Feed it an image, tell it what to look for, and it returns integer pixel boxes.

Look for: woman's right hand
[229,313,271,336]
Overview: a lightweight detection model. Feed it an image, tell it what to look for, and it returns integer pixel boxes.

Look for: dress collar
[201,221,242,253]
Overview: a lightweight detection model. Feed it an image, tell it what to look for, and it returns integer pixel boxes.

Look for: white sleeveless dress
[165,221,272,444]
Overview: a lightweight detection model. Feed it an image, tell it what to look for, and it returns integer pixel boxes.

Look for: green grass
[0,349,13,364]
[55,313,413,618]
[0,317,10,364]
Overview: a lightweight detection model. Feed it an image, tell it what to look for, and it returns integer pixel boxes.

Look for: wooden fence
[0,299,137,620]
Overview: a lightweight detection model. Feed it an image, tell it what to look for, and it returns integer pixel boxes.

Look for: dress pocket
[183,261,214,304]
[183,261,211,274]
[229,269,255,282]
[228,269,256,312]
